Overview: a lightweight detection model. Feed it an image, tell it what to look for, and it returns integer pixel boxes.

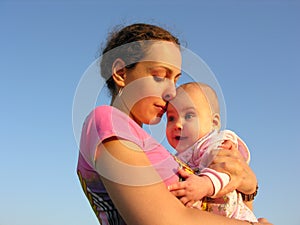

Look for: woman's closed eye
[150,67,168,82]
[153,76,166,82]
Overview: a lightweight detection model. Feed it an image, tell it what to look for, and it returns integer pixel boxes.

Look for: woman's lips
[157,104,167,112]
[155,104,167,117]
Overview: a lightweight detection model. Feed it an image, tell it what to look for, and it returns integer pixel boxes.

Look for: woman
[77,23,271,225]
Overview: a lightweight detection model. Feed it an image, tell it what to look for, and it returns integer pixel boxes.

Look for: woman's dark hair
[100,23,181,96]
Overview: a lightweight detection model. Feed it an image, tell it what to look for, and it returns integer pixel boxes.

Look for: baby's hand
[168,169,214,207]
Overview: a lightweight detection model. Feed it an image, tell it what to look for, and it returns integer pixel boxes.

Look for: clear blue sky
[1,1,299,225]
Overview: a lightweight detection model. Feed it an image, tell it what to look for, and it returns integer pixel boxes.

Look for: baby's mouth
[175,136,187,141]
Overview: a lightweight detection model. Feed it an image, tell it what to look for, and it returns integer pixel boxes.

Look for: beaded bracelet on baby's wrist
[239,184,258,201]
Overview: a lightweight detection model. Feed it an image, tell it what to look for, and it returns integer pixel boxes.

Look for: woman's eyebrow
[149,65,168,72]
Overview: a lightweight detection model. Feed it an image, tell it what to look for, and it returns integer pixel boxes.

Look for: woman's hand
[209,140,257,197]
[257,218,273,225]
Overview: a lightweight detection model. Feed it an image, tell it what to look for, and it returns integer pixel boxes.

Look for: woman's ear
[212,113,221,130]
[112,58,126,87]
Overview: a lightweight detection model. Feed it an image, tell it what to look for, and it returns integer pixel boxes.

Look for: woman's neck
[111,96,143,127]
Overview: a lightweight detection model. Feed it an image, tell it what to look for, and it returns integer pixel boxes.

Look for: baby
[166,82,258,222]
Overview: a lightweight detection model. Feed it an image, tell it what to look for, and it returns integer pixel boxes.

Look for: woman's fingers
[258,218,273,225]
[209,143,257,195]
[213,148,243,160]
[220,139,234,150]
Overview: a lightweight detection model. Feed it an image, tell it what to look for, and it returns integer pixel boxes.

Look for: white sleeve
[200,168,230,197]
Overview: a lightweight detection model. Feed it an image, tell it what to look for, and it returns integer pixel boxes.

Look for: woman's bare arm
[95,138,271,225]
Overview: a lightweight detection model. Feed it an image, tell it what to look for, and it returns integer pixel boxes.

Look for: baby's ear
[212,113,221,130]
[112,58,126,87]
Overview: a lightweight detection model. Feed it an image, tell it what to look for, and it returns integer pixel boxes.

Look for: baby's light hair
[178,82,220,116]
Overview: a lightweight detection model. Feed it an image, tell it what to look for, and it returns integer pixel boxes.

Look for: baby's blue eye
[185,113,194,120]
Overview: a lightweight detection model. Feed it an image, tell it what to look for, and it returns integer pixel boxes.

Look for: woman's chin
[148,116,162,125]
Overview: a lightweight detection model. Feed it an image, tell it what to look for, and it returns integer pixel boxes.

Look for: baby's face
[166,86,213,153]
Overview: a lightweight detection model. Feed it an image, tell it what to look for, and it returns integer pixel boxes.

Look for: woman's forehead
[141,41,182,70]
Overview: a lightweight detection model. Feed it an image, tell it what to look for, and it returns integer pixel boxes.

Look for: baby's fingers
[177,169,193,179]
[168,181,186,191]
[170,189,187,197]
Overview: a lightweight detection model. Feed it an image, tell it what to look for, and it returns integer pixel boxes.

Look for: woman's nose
[163,80,176,101]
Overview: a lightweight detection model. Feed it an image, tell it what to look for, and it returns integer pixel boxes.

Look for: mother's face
[115,41,182,126]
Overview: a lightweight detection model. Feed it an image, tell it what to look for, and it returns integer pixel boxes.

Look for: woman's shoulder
[92,105,130,120]
[91,105,138,128]
[83,105,114,130]
[93,105,113,116]
[85,105,123,124]
[86,105,145,143]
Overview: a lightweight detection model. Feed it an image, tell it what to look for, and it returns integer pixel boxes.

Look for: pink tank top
[77,105,179,224]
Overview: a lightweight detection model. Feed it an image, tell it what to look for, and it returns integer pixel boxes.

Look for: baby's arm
[168,169,214,207]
